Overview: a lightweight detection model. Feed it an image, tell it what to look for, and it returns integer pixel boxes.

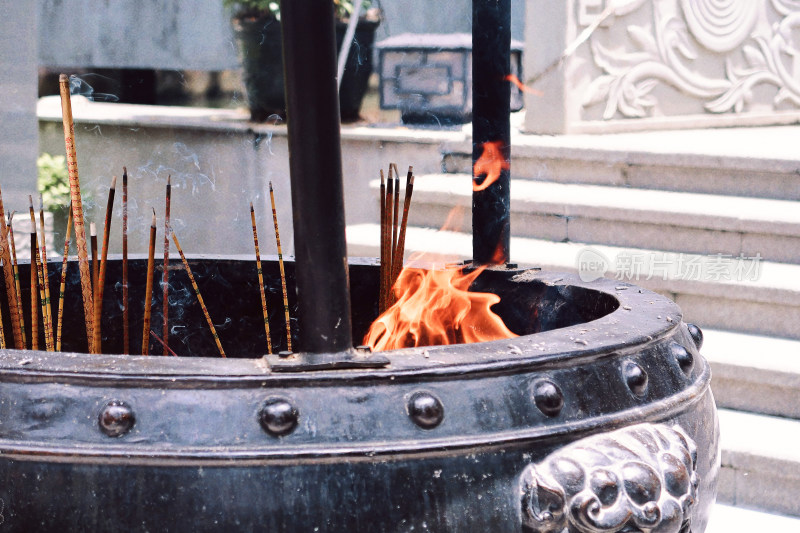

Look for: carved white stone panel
[523,0,800,133]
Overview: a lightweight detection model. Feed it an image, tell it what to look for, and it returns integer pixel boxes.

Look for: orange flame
[363,261,518,351]
[505,74,544,96]
[473,141,510,192]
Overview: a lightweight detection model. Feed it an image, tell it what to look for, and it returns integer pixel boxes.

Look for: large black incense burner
[0,257,718,532]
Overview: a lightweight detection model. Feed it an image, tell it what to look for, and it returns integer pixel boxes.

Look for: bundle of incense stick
[56,204,72,352]
[0,185,24,349]
[29,196,53,351]
[379,164,414,313]
[29,232,38,351]
[7,212,26,348]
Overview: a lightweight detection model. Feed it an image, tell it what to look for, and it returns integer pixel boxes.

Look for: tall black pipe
[472,0,511,264]
[281,0,353,354]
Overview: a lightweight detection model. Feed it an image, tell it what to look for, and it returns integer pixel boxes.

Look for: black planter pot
[0,257,718,532]
[233,15,379,122]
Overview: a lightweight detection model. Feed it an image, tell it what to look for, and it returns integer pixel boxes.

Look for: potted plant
[226,0,381,122]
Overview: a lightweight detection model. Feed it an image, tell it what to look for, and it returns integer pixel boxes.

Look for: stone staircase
[346,124,800,526]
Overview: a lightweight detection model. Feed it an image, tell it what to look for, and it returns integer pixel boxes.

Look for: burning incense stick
[150,329,178,357]
[162,175,171,356]
[92,175,116,354]
[7,212,26,348]
[379,170,386,313]
[90,222,98,292]
[30,196,53,351]
[0,185,23,348]
[142,209,157,356]
[58,73,94,349]
[56,204,72,352]
[38,195,55,350]
[30,232,38,351]
[250,202,273,354]
[122,167,129,354]
[392,166,414,285]
[171,230,226,358]
[269,182,292,352]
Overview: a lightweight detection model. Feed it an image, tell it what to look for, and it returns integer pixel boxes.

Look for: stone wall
[524,0,800,133]
[0,0,39,206]
[38,0,527,70]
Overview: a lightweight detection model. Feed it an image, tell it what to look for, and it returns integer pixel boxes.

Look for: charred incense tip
[28,195,33,209]
[167,175,171,187]
[122,166,127,176]
[59,73,69,84]
[151,208,157,227]
[110,175,117,189]
[380,169,385,185]
[250,201,254,212]
[7,211,14,225]
[38,193,44,211]
[269,181,274,192]
[90,222,96,237]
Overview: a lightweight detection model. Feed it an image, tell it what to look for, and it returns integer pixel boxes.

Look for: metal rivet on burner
[623,360,648,397]
[259,397,299,437]
[407,391,444,429]
[98,400,136,437]
[671,343,694,376]
[532,379,564,417]
[686,323,703,350]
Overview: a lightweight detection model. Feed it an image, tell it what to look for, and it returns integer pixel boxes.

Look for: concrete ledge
[718,409,800,517]
[706,503,800,533]
[704,329,800,419]
[389,173,800,263]
[445,125,800,200]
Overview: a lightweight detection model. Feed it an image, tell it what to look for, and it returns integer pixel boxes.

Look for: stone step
[703,329,800,420]
[346,224,800,340]
[398,173,800,264]
[442,126,800,201]
[706,503,800,533]
[718,408,800,518]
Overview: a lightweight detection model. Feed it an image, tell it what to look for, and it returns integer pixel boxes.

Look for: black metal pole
[281,0,353,354]
[472,0,511,265]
